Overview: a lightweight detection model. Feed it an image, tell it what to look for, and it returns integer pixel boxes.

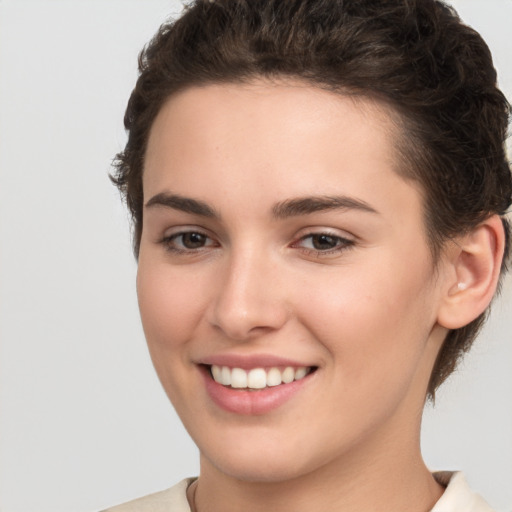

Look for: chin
[196,429,331,484]
[205,452,313,484]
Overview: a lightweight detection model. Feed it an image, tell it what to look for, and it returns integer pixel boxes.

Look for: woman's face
[137,81,449,482]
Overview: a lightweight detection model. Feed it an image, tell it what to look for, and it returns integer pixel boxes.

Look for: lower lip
[201,366,313,415]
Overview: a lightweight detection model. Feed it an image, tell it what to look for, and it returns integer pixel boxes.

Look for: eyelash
[160,230,218,254]
[159,230,355,257]
[292,232,355,257]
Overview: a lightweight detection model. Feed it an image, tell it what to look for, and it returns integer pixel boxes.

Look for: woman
[105,0,511,510]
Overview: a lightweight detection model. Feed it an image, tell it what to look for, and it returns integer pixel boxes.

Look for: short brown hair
[112,0,511,398]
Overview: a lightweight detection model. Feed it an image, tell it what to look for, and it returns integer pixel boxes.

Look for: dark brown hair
[112,0,511,398]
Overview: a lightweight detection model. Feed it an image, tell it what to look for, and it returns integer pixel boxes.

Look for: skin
[136,81,497,512]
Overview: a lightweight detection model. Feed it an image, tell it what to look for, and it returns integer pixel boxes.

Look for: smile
[210,365,313,390]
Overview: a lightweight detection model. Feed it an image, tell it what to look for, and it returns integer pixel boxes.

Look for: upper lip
[197,353,314,370]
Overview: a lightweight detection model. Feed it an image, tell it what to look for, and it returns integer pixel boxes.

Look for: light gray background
[0,1,510,511]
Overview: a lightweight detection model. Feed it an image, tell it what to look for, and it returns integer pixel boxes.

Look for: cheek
[296,257,436,382]
[136,261,211,409]
[136,261,207,350]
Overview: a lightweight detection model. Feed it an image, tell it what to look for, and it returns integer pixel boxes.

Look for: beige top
[431,472,494,512]
[102,472,494,512]
[101,478,194,512]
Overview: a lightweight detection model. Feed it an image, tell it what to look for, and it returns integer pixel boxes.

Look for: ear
[437,215,505,330]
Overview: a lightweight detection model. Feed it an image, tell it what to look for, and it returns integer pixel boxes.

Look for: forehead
[143,80,423,229]
[148,79,399,145]
[145,80,402,178]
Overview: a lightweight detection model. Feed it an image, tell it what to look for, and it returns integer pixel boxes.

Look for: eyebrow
[272,195,378,218]
[144,192,378,219]
[145,192,220,218]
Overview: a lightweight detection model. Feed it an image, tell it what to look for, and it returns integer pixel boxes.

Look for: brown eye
[310,234,339,250]
[180,232,208,249]
[162,230,217,253]
[294,232,355,256]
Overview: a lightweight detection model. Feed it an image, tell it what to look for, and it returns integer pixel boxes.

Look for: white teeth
[282,367,295,384]
[210,365,311,389]
[211,365,222,382]
[231,368,248,388]
[294,367,307,380]
[266,367,282,387]
[247,368,267,389]
[220,366,231,386]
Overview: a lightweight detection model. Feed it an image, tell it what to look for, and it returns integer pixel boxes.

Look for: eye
[293,232,354,255]
[161,230,217,253]
[304,234,342,250]
[177,232,209,249]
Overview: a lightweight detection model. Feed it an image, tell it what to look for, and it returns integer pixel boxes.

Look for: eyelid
[159,226,220,253]
[292,226,356,243]
[290,228,356,256]
[162,224,210,238]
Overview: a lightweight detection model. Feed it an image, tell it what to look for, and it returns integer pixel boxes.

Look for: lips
[198,355,317,415]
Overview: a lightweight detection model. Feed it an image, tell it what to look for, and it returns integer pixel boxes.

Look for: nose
[207,247,289,341]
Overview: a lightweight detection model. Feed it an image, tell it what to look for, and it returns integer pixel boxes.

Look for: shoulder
[100,478,195,512]
[431,472,495,512]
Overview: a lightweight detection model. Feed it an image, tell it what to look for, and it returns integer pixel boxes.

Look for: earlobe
[437,215,505,330]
